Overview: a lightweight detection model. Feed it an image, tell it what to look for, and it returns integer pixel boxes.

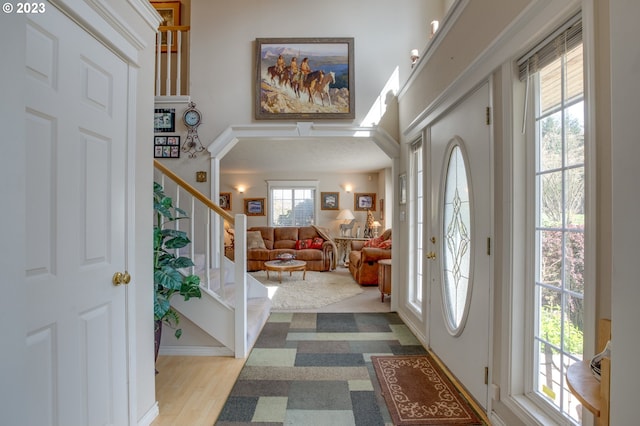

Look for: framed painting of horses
[255,37,355,120]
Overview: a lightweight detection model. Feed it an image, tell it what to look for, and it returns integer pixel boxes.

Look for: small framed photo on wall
[321,192,339,210]
[244,198,265,216]
[398,173,407,205]
[154,136,180,158]
[219,192,232,211]
[354,193,376,211]
[154,108,175,133]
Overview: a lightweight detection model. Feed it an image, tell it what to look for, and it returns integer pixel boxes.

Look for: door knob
[112,271,131,286]
[426,251,437,259]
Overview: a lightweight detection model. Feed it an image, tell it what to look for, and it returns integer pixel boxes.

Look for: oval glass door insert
[442,143,473,335]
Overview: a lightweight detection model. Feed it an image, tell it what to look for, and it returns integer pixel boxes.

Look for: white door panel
[427,82,492,408]
[25,8,129,425]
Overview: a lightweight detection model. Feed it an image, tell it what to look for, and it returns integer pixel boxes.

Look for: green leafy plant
[154,182,201,338]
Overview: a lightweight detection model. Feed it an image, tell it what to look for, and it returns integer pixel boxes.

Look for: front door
[427,81,492,408]
[25,8,130,425]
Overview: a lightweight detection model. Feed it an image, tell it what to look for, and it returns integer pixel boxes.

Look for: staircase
[154,160,271,358]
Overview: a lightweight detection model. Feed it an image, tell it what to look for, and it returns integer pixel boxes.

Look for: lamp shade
[372,221,381,228]
[336,209,355,221]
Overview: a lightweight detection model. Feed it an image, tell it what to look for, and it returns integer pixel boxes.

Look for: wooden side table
[377,259,392,302]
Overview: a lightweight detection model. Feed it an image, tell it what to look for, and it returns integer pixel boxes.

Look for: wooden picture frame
[151,1,181,53]
[354,193,376,211]
[153,136,180,158]
[255,37,355,120]
[154,108,175,133]
[321,192,339,210]
[399,173,407,205]
[219,192,232,211]
[244,198,265,216]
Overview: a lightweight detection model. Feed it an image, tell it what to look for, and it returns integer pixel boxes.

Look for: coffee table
[264,260,307,283]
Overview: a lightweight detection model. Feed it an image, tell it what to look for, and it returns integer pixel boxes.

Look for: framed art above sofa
[354,193,376,211]
[244,198,265,216]
[321,192,339,210]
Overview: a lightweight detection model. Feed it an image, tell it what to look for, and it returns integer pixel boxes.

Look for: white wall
[159,0,445,192]
[609,0,640,423]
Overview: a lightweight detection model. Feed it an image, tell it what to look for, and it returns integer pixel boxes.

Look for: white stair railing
[154,160,261,357]
[155,25,190,97]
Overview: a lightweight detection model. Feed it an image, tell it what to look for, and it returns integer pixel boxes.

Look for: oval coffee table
[264,260,307,283]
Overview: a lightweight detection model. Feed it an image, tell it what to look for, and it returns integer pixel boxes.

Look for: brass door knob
[112,271,131,286]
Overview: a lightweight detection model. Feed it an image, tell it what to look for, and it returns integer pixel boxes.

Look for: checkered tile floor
[216,312,427,425]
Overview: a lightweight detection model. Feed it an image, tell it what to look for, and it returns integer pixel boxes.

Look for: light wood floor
[152,355,246,426]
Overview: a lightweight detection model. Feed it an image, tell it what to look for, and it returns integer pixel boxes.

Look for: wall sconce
[410,49,420,68]
[237,185,246,194]
[430,20,439,38]
[344,184,353,193]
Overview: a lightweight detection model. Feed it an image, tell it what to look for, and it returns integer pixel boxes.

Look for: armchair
[348,229,391,285]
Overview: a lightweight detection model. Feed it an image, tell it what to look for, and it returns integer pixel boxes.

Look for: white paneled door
[25,8,130,425]
[427,82,492,409]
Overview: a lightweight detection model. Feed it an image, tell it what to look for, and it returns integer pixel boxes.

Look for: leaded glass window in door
[442,143,472,335]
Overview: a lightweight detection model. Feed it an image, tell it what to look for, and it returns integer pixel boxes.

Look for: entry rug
[371,355,484,425]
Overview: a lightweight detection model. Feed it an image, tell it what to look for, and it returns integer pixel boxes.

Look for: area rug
[216,312,430,425]
[250,269,363,310]
[371,354,484,425]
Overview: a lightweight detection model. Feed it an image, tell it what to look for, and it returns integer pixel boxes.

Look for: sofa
[246,226,337,272]
[348,229,392,285]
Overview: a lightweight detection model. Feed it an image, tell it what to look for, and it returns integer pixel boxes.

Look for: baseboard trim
[137,401,159,426]
[158,345,234,356]
[489,412,507,426]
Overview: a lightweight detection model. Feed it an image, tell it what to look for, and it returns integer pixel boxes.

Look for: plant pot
[154,319,162,374]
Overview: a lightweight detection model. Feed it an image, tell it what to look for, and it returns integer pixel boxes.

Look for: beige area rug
[250,268,363,310]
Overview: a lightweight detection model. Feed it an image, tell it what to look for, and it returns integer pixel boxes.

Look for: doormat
[371,354,485,425]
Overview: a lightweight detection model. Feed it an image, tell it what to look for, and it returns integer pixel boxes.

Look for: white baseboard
[158,345,234,356]
[489,412,507,426]
[137,401,159,426]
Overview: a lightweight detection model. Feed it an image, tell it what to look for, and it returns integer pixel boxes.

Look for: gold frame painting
[152,1,181,53]
[354,193,376,211]
[244,198,266,216]
[255,37,355,120]
[321,192,339,210]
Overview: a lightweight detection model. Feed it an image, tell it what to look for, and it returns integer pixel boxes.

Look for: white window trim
[266,180,319,227]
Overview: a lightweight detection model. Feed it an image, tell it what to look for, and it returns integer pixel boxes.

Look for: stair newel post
[234,213,248,358]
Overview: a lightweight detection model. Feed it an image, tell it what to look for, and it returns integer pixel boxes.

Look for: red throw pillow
[310,237,324,249]
[379,239,392,249]
[295,239,313,250]
[364,236,384,248]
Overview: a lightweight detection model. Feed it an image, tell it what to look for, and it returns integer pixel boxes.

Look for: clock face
[184,109,201,127]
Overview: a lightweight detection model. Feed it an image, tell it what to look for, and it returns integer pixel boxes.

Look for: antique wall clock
[181,101,205,157]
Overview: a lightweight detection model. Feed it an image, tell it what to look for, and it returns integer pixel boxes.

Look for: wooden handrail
[154,159,234,224]
[158,25,191,32]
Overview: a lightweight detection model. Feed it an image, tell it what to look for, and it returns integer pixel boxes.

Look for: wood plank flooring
[152,355,246,426]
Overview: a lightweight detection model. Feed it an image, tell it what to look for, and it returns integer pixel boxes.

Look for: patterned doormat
[371,355,485,425]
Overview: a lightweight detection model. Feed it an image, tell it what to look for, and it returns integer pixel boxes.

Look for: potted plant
[153,182,202,361]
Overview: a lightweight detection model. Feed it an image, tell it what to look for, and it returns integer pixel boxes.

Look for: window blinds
[516,12,582,82]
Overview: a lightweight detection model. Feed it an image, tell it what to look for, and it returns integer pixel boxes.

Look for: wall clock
[181,101,205,157]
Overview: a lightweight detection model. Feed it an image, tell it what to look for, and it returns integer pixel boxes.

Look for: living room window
[267,180,318,227]
[517,14,587,424]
